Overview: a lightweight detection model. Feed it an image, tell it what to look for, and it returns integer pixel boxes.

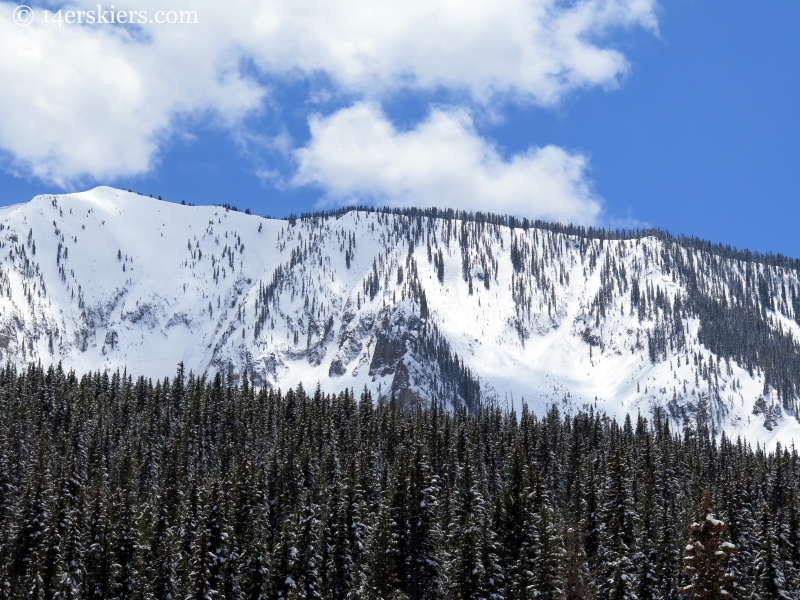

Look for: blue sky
[1,0,798,256]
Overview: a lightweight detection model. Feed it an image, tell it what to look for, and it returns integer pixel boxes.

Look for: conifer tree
[723,469,756,597]
[110,484,139,599]
[11,441,53,597]
[634,428,659,600]
[508,468,540,600]
[270,504,298,600]
[753,505,792,600]
[681,491,736,599]
[186,479,219,600]
[406,443,443,600]
[363,498,405,599]
[233,455,268,600]
[178,476,202,592]
[654,498,680,600]
[42,496,66,600]
[597,443,638,600]
[389,447,410,593]
[482,494,505,600]
[326,455,366,600]
[146,496,178,600]
[84,467,113,599]
[447,451,486,600]
[291,496,323,600]
[499,442,528,595]
[54,459,87,599]
[563,527,593,600]
[782,487,800,597]
[533,495,566,600]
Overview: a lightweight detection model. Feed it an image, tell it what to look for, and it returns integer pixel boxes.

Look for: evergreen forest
[0,362,796,599]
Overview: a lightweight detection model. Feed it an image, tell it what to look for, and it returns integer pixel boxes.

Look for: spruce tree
[681,491,736,599]
[111,484,139,600]
[499,442,528,596]
[291,496,323,600]
[508,467,540,600]
[753,505,792,600]
[563,527,593,600]
[597,441,638,600]
[406,443,442,600]
[84,467,113,599]
[233,455,268,600]
[447,451,486,600]
[363,498,405,599]
[482,494,505,600]
[533,495,566,600]
[11,441,53,597]
[54,451,87,600]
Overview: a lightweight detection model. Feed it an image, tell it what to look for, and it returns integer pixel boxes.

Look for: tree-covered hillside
[0,363,797,599]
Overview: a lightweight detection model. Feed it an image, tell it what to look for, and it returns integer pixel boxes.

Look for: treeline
[0,363,797,599]
[293,205,800,272]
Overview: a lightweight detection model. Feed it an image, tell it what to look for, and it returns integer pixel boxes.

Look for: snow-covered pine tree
[291,494,323,599]
[482,493,505,600]
[597,440,639,600]
[533,493,566,600]
[563,527,593,600]
[768,446,800,598]
[508,464,540,600]
[447,450,487,600]
[753,504,792,600]
[146,493,178,600]
[654,498,680,600]
[12,439,57,598]
[722,469,756,597]
[389,446,410,594]
[633,417,659,600]
[782,487,800,597]
[363,496,405,599]
[54,442,88,600]
[233,453,268,600]
[110,482,139,599]
[681,491,736,599]
[499,442,528,596]
[325,454,366,600]
[269,500,299,599]
[179,479,203,597]
[406,443,443,600]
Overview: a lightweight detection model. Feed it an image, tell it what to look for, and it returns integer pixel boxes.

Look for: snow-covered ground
[0,187,798,448]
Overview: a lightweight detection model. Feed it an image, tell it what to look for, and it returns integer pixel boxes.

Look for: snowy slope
[2,187,800,447]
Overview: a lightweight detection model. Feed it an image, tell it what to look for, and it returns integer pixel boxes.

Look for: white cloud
[243,0,658,103]
[294,103,602,224]
[0,0,656,185]
[0,6,263,185]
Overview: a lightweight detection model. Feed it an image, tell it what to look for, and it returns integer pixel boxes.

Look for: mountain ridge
[1,186,799,447]
[291,203,800,272]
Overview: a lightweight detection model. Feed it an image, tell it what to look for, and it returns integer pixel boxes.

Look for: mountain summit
[2,187,799,445]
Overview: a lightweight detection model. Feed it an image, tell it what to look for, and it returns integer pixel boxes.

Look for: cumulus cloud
[0,0,656,185]
[0,6,263,185]
[294,103,602,224]
[243,0,658,102]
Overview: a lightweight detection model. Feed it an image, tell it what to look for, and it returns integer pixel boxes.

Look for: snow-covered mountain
[2,187,800,446]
